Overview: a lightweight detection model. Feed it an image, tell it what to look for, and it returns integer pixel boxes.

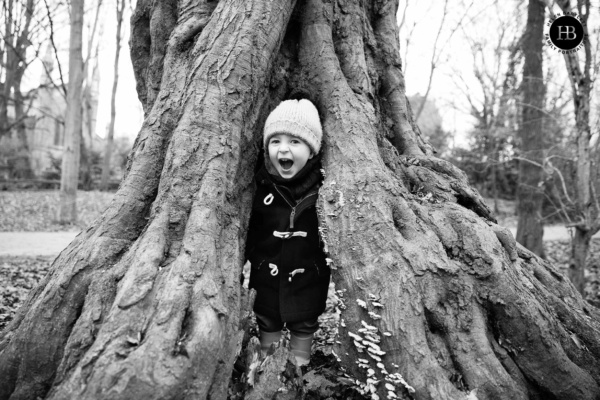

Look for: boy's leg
[255,313,283,353]
[287,318,319,366]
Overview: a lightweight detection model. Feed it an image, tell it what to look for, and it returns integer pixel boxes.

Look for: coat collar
[257,155,322,201]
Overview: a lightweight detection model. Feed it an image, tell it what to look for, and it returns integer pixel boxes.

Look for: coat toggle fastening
[289,268,306,282]
[263,193,274,205]
[273,231,307,239]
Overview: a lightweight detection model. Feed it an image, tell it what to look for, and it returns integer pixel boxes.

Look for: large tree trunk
[2,1,600,400]
[516,0,546,258]
[58,0,85,222]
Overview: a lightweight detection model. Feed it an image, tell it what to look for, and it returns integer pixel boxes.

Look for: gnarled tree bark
[1,1,600,399]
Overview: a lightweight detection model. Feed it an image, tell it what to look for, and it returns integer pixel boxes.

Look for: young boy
[245,99,330,366]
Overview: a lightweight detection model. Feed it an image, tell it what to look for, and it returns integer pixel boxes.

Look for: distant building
[5,44,103,177]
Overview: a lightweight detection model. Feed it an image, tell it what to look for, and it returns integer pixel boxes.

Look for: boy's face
[268,133,313,179]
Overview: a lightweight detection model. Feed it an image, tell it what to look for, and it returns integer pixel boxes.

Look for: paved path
[509,226,600,242]
[0,231,79,257]
[0,226,598,258]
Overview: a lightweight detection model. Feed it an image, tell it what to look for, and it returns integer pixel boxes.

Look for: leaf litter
[0,190,114,232]
[0,256,52,332]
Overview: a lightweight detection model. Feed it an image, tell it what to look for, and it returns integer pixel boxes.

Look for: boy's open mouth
[278,158,294,171]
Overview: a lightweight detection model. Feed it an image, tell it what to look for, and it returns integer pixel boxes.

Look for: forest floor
[0,192,599,397]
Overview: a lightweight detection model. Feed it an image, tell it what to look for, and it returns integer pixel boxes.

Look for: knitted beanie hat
[263,99,323,154]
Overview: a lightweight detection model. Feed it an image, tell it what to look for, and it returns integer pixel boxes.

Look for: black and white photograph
[1,0,600,399]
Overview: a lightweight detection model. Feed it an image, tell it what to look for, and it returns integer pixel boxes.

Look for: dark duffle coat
[246,160,330,323]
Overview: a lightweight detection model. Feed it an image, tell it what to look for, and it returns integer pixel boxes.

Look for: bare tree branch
[42,0,66,97]
[414,0,477,121]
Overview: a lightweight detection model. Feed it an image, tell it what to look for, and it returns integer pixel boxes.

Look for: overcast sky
[25,0,595,148]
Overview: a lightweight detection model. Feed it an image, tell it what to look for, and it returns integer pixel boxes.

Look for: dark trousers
[255,312,319,335]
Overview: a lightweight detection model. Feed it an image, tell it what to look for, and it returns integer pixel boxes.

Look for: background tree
[1,1,600,400]
[58,0,84,222]
[449,5,522,213]
[100,0,126,191]
[1,0,105,185]
[546,0,600,293]
[0,0,40,178]
[79,0,103,190]
[516,0,546,257]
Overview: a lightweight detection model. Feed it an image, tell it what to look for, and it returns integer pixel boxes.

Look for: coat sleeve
[244,181,259,262]
[245,212,257,262]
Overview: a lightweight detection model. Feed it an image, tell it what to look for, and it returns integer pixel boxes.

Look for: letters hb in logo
[557,25,577,40]
[548,15,584,50]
